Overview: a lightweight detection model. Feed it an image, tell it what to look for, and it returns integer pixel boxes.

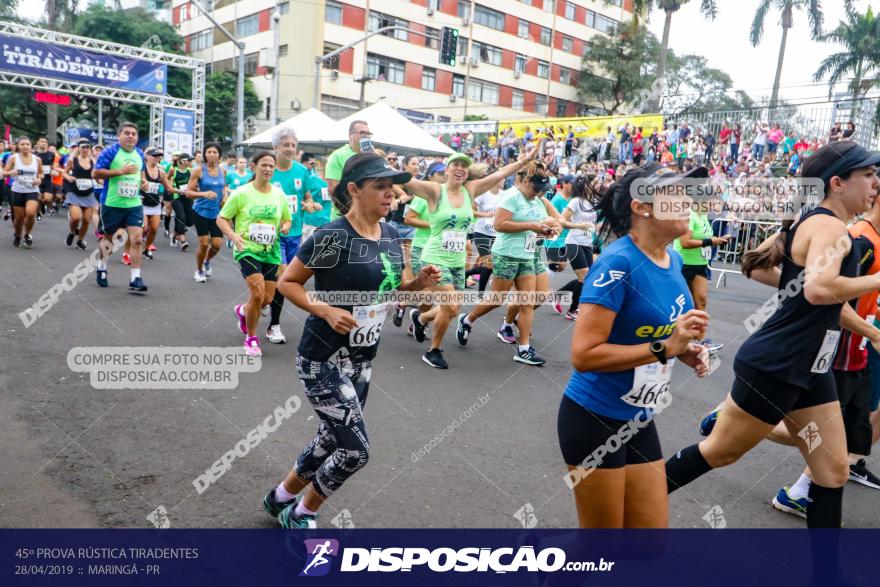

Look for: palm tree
[623,1,718,82]
[750,0,851,112]
[813,6,880,120]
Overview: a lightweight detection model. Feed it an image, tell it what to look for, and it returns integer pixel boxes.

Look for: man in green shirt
[325,119,371,219]
[93,122,147,292]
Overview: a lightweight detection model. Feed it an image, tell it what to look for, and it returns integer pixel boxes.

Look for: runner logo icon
[300,539,339,577]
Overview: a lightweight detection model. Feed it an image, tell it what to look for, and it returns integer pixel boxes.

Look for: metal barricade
[709,219,782,287]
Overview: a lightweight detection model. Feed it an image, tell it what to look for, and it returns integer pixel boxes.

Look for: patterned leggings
[294,352,372,498]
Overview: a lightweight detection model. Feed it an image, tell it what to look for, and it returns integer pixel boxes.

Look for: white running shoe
[194,270,206,283]
[266,325,286,344]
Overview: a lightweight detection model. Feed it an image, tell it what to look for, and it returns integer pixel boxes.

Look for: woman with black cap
[558,162,711,528]
[267,152,441,529]
[665,142,880,529]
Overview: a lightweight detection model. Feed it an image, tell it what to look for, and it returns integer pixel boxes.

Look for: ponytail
[741,219,793,278]
[332,181,352,215]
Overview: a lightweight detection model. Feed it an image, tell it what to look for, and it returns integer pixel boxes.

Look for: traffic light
[439,26,459,66]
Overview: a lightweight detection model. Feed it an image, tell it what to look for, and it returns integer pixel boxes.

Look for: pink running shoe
[243,336,262,356]
[234,304,247,335]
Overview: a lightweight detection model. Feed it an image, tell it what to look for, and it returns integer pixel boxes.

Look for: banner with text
[162,109,194,158]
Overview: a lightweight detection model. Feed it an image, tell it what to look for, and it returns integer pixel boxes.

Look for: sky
[647,0,876,104]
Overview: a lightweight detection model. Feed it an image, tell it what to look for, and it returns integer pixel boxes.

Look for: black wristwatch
[650,341,668,365]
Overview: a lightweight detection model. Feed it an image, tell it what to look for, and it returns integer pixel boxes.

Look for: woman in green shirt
[406,146,540,369]
[216,151,292,357]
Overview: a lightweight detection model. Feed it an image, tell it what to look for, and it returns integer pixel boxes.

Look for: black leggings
[171,197,194,237]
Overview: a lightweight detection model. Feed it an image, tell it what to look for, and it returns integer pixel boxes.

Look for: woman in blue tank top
[187,143,226,283]
[559,163,712,528]
[666,142,880,529]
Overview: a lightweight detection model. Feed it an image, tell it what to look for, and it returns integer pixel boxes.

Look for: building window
[518,19,529,39]
[556,99,568,117]
[279,1,289,15]
[425,26,439,49]
[606,0,622,5]
[537,60,549,78]
[421,67,436,91]
[539,26,551,46]
[473,41,502,66]
[234,14,259,37]
[535,94,548,115]
[457,0,470,19]
[323,42,341,70]
[190,29,212,52]
[585,9,595,28]
[457,35,468,56]
[467,79,499,105]
[565,1,575,20]
[595,14,618,34]
[514,54,526,73]
[366,53,405,84]
[278,44,288,57]
[452,74,465,97]
[325,1,342,24]
[512,90,524,110]
[474,5,505,30]
[544,0,555,12]
[428,0,440,10]
[561,35,573,53]
[559,68,570,84]
[369,11,408,41]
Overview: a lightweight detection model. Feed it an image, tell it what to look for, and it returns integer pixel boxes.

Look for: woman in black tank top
[62,142,97,249]
[665,143,880,530]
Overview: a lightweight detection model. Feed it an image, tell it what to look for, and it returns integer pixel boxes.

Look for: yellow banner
[498,114,665,140]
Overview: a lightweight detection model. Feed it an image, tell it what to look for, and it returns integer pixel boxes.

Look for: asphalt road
[1,213,878,529]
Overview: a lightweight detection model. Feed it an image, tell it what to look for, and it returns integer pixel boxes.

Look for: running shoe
[455,313,471,346]
[12,235,21,248]
[164,228,170,238]
[76,240,87,251]
[699,409,720,437]
[66,233,75,247]
[410,309,427,343]
[96,269,108,287]
[2,210,9,222]
[422,348,448,369]
[180,241,189,252]
[266,325,286,344]
[36,214,42,222]
[565,310,579,321]
[143,249,154,260]
[23,234,33,248]
[94,229,103,239]
[771,487,808,519]
[263,488,298,518]
[128,277,148,293]
[466,276,477,288]
[122,252,131,265]
[552,302,563,315]
[233,304,247,335]
[514,347,546,366]
[392,304,406,327]
[701,339,724,352]
[203,260,212,277]
[244,336,262,357]
[849,459,880,489]
[147,244,157,252]
[497,324,517,344]
[278,502,317,529]
[194,270,206,283]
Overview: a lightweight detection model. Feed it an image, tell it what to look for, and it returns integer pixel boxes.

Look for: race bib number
[75,179,93,191]
[701,246,712,261]
[92,180,102,190]
[811,330,840,374]
[287,194,298,214]
[118,179,140,198]
[860,315,876,350]
[294,178,303,190]
[43,168,51,176]
[441,230,466,253]
[17,174,35,188]
[349,303,388,347]
[622,360,675,409]
[524,232,537,254]
[248,223,276,246]
[321,187,331,201]
[144,182,160,194]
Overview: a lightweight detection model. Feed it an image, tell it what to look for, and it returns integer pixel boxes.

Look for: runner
[4,136,42,248]
[140,147,174,260]
[673,198,730,350]
[559,164,710,528]
[187,143,226,283]
[408,145,540,369]
[169,154,193,251]
[555,176,598,320]
[92,122,147,291]
[324,120,371,218]
[34,137,55,220]
[464,177,504,295]
[455,159,558,366]
[544,175,574,279]
[665,143,880,529]
[162,153,180,238]
[62,140,98,250]
[216,151,291,356]
[265,127,319,344]
[300,153,331,241]
[265,152,440,528]
[225,156,253,192]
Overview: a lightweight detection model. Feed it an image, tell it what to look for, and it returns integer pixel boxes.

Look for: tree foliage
[203,72,261,145]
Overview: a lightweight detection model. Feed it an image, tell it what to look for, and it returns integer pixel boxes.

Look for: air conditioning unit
[470,56,479,67]
[449,94,457,102]
[462,17,470,26]
[458,55,468,65]
[427,8,434,16]
[513,69,521,79]
[260,47,276,70]
[290,99,301,111]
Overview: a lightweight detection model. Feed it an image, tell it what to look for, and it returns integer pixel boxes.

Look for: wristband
[701,238,713,247]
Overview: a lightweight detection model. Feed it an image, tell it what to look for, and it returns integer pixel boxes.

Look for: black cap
[529,175,552,193]
[814,143,880,185]
[343,153,412,185]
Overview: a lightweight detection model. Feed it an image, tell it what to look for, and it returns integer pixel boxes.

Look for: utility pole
[269,0,281,126]
[462,0,475,119]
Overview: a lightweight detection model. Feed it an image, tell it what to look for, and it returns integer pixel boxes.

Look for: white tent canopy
[337,102,454,157]
[243,108,338,146]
